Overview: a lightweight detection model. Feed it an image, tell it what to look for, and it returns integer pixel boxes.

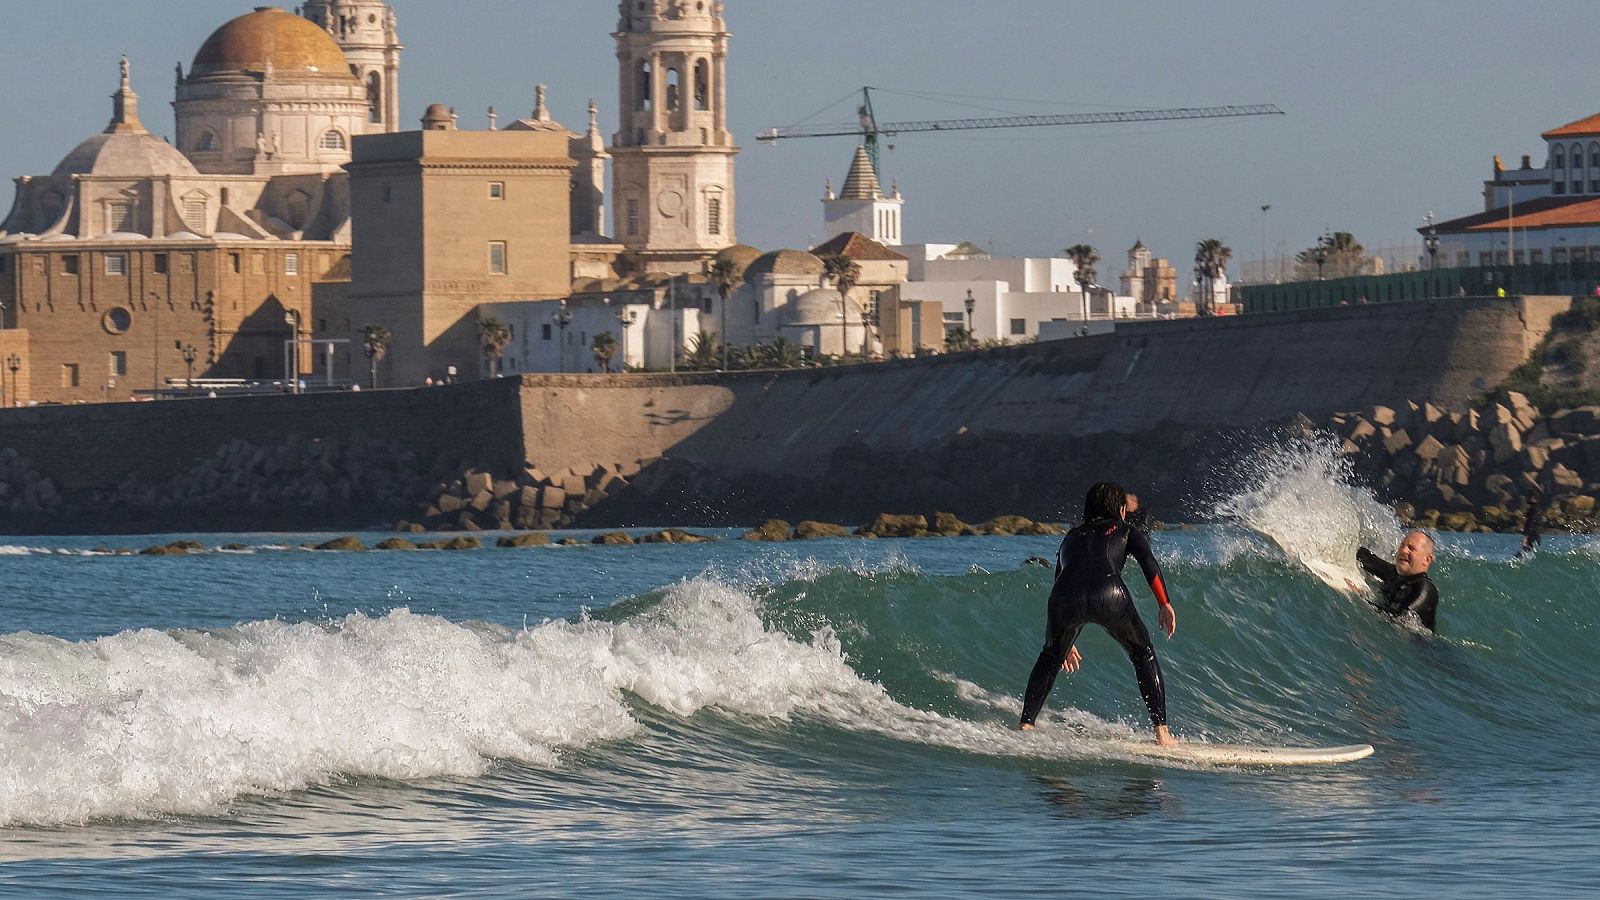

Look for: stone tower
[301,0,403,133]
[610,0,736,275]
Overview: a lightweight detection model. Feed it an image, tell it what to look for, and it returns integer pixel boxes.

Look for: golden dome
[191,7,353,79]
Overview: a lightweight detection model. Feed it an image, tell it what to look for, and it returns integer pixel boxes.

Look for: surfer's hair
[1082,482,1127,523]
[1404,529,1435,555]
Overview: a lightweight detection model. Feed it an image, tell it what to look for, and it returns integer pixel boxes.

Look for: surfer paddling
[1019,482,1178,746]
[1349,531,1440,632]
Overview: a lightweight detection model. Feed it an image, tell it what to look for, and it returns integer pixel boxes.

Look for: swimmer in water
[1019,482,1178,745]
[1349,530,1440,632]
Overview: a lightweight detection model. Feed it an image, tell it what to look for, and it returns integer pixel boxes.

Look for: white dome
[787,288,863,326]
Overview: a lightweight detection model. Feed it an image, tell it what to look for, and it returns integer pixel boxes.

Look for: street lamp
[964,289,975,344]
[553,300,574,374]
[1423,211,1439,271]
[1314,241,1327,281]
[5,353,19,407]
[615,307,637,371]
[175,341,198,396]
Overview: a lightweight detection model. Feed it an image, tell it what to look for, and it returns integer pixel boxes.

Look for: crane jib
[756,104,1285,142]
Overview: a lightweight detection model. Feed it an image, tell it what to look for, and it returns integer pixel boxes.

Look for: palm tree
[944,325,971,353]
[1065,243,1100,321]
[684,330,718,370]
[1194,239,1232,316]
[360,323,391,389]
[478,317,512,377]
[821,254,862,359]
[1294,231,1366,280]
[708,258,743,371]
[591,331,617,373]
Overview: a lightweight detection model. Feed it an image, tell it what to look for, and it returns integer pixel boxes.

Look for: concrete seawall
[0,296,1569,532]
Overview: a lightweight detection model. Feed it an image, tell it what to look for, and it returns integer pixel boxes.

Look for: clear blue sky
[2,1,1596,282]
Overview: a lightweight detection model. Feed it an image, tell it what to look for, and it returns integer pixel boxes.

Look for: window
[230,252,242,274]
[694,60,709,110]
[1554,182,1566,195]
[184,198,206,232]
[488,241,507,275]
[61,363,79,387]
[666,68,680,111]
[319,130,346,151]
[285,253,299,276]
[488,182,505,200]
[626,198,639,235]
[102,307,131,334]
[1010,318,1027,336]
[382,183,393,203]
[154,253,168,274]
[367,73,383,124]
[62,255,80,275]
[109,200,135,233]
[1554,149,1566,168]
[1531,250,1544,264]
[105,254,127,276]
[109,351,128,376]
[194,131,218,153]
[542,323,552,340]
[707,197,721,235]
[0,256,6,273]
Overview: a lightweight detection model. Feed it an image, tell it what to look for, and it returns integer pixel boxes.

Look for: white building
[1430,110,1600,267]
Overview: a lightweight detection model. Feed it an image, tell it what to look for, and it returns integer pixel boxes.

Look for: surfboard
[1117,741,1375,767]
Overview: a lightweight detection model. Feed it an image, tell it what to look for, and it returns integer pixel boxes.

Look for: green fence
[1239,264,1600,313]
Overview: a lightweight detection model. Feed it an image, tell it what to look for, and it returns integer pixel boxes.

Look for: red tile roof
[810,231,907,261]
[1543,113,1600,139]
[1425,195,1600,234]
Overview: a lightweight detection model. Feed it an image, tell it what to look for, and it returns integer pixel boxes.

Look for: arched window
[637,60,652,111]
[194,130,219,153]
[666,68,680,111]
[318,130,346,151]
[1554,146,1566,169]
[694,60,709,110]
[286,191,310,229]
[366,72,382,124]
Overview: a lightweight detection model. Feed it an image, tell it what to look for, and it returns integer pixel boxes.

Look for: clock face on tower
[656,189,684,218]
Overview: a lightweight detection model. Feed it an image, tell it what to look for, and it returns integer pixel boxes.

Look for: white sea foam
[1215,437,1403,589]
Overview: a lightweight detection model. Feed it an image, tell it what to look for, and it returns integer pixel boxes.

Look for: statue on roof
[1494,154,1504,174]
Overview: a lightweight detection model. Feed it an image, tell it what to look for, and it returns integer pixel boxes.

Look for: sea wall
[0,296,1572,532]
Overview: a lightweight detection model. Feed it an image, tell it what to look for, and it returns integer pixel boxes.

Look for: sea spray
[1213,436,1403,587]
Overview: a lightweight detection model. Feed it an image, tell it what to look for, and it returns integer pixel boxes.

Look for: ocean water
[1,446,1596,897]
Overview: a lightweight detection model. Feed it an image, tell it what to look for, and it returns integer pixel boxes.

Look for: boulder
[540,486,568,510]
[793,520,851,539]
[931,511,973,536]
[857,513,930,538]
[314,536,365,551]
[1018,521,1067,536]
[1521,443,1552,473]
[1549,463,1584,490]
[558,537,585,546]
[1383,429,1414,456]
[638,529,715,544]
[469,490,494,513]
[1478,505,1517,531]
[492,480,518,500]
[1488,422,1523,464]
[592,531,634,545]
[517,485,541,510]
[1506,391,1539,432]
[975,515,1038,536]
[1581,436,1600,475]
[1436,511,1478,532]
[496,533,551,548]
[1346,418,1377,443]
[1412,434,1446,461]
[1562,495,1597,517]
[437,493,465,514]
[465,472,493,496]
[1366,405,1397,427]
[741,519,792,541]
[219,543,248,551]
[375,538,417,551]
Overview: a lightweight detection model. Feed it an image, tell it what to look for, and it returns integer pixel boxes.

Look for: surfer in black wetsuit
[1353,531,1440,632]
[1019,482,1178,745]
[1519,490,1543,555]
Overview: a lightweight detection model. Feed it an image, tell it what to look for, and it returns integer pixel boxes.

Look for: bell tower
[611,0,736,274]
[302,0,403,133]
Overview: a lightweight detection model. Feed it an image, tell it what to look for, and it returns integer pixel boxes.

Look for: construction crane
[757,86,1285,178]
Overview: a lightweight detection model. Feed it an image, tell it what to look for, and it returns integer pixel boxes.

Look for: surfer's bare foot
[1154,726,1177,747]
[1020,722,1035,731]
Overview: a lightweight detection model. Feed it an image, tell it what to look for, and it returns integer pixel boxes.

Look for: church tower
[610,0,736,275]
[822,145,903,245]
[301,1,403,133]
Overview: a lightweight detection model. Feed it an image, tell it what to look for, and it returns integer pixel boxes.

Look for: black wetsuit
[1522,502,1543,550]
[1019,517,1171,728]
[1355,547,1440,632]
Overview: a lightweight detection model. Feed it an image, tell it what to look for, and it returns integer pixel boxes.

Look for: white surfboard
[1117,741,1375,767]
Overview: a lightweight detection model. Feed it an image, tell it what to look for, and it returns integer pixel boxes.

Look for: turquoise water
[2,454,1597,896]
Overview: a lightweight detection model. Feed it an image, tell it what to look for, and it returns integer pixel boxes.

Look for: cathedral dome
[746,249,824,281]
[713,243,763,274]
[787,288,861,326]
[53,132,198,178]
[191,7,354,79]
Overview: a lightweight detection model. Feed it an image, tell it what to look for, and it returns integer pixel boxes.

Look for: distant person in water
[1350,531,1440,632]
[1019,482,1178,745]
[1520,490,1543,555]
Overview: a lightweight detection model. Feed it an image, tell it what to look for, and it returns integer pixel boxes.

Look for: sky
[2,1,1598,285]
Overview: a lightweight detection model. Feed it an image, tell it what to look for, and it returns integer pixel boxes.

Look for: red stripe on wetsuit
[1150,574,1171,607]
